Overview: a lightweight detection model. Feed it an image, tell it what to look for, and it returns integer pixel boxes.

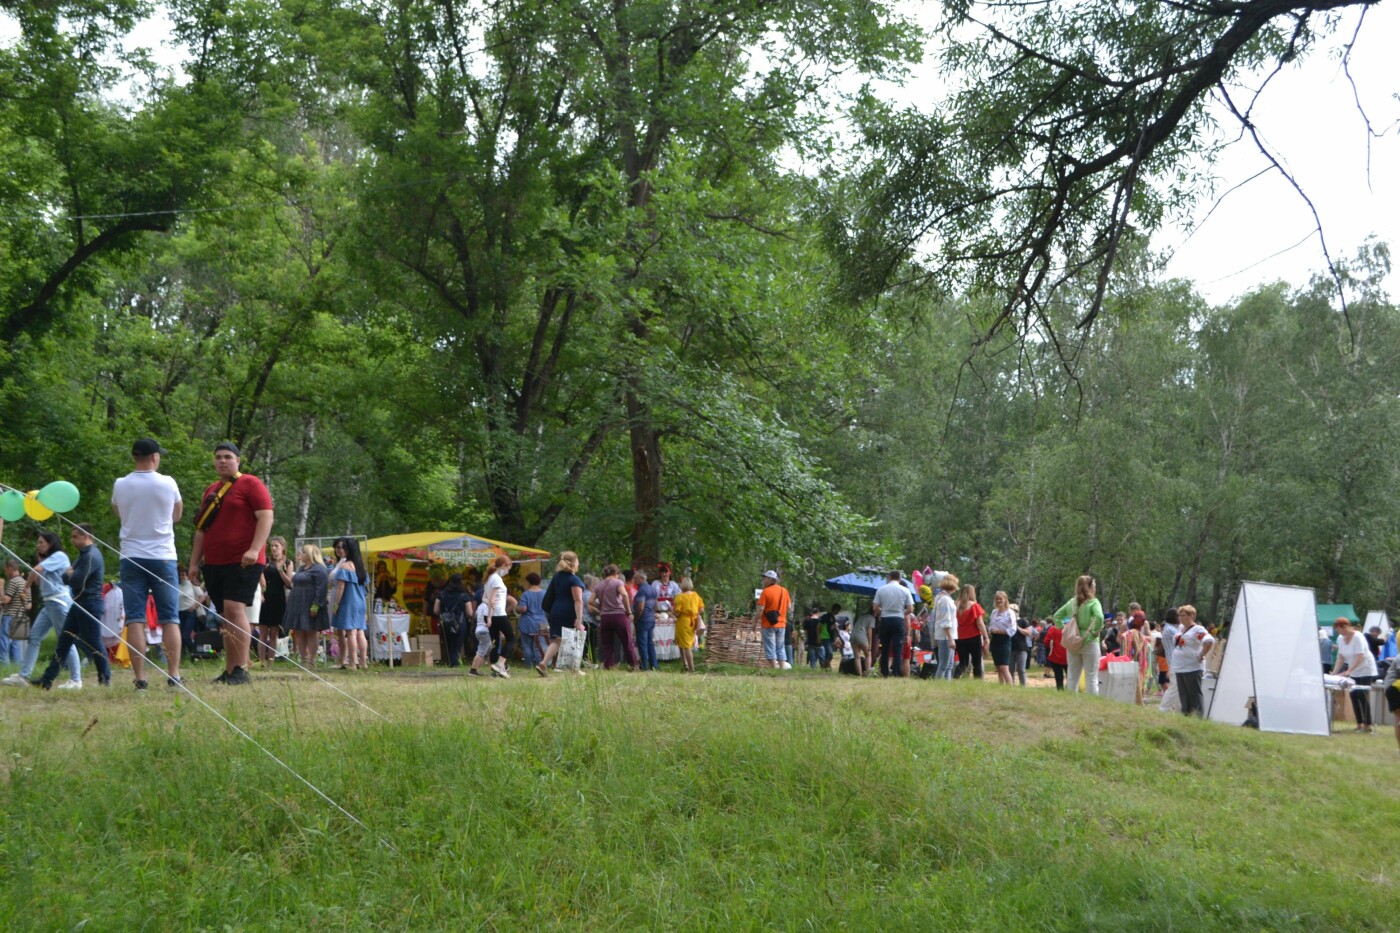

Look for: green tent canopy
[1316,603,1359,628]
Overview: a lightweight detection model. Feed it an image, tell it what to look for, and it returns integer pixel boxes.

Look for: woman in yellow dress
[672,577,705,673]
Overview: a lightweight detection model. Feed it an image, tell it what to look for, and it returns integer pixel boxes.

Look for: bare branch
[1217,81,1352,344]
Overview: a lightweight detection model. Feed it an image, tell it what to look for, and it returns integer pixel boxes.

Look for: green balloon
[37,480,81,513]
[0,489,25,521]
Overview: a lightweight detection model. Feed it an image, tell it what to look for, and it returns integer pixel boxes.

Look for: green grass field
[2,658,1398,930]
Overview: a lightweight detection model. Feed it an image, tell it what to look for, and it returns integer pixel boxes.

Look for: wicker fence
[702,605,767,667]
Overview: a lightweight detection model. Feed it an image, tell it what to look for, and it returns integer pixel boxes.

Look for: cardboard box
[414,635,442,658]
[394,650,434,667]
[1332,688,1352,723]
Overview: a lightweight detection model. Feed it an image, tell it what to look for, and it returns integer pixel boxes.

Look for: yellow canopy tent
[363,531,550,635]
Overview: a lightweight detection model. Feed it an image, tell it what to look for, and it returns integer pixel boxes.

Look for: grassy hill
[2,666,1397,930]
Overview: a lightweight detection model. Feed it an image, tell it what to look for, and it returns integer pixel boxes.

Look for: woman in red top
[1044,620,1068,690]
[953,584,988,680]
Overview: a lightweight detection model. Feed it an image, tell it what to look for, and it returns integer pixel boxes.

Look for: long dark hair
[334,537,368,585]
[443,573,463,594]
[36,531,63,559]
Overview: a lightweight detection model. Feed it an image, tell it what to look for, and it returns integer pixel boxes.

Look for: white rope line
[0,539,400,854]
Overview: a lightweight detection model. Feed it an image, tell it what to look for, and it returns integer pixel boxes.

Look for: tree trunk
[295,415,316,537]
[626,380,662,569]
[1085,468,1101,573]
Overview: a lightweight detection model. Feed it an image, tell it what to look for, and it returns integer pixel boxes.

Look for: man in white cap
[752,570,791,670]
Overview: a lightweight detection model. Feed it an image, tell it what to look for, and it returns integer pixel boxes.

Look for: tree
[564,0,915,567]
[0,0,285,347]
[834,0,1381,354]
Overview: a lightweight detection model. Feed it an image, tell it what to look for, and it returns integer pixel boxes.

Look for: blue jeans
[936,638,955,679]
[634,617,657,670]
[179,609,199,656]
[0,614,11,663]
[40,598,109,687]
[762,627,785,662]
[520,628,545,667]
[807,644,823,668]
[120,557,180,624]
[21,601,79,681]
[877,617,906,677]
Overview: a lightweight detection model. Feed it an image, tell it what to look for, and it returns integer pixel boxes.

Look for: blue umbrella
[824,572,922,604]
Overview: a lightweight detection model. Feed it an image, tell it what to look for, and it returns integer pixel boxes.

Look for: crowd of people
[774,570,1217,709]
[2,436,1398,754]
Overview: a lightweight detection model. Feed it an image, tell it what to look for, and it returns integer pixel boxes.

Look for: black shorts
[203,563,265,612]
[1385,684,1400,714]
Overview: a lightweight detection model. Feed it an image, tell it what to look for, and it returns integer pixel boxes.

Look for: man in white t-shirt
[872,570,914,678]
[111,438,184,690]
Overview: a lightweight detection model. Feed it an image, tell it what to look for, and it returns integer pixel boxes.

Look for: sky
[4,3,1397,305]
[1155,5,1400,304]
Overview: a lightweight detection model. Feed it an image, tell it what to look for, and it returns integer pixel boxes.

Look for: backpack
[1062,602,1085,652]
[440,602,465,636]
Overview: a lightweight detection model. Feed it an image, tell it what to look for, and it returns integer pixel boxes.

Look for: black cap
[214,441,240,457]
[132,438,164,457]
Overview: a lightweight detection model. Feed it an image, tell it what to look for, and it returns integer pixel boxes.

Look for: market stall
[363,531,551,641]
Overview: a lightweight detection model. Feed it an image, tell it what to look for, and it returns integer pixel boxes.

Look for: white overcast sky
[5,3,1397,305]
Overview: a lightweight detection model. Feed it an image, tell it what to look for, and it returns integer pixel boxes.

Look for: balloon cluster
[0,482,81,521]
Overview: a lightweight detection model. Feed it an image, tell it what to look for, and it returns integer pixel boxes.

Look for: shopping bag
[556,626,585,672]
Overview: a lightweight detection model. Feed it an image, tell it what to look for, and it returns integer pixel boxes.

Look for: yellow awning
[363,531,550,560]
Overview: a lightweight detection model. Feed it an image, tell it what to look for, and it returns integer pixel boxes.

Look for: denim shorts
[120,557,180,624]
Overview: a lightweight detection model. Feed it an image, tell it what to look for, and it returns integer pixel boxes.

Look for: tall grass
[2,666,1398,930]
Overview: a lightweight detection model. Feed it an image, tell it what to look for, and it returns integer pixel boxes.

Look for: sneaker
[223,667,251,686]
[781,661,792,670]
[134,680,148,691]
[535,663,548,678]
[1,672,29,686]
[56,680,83,690]
[467,668,483,677]
[212,670,229,685]
[167,676,184,689]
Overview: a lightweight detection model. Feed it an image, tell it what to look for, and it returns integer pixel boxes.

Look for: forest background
[2,0,1397,623]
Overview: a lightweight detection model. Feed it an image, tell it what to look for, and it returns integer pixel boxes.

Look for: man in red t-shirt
[188,442,274,686]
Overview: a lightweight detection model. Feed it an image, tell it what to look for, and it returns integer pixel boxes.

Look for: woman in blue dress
[330,537,369,670]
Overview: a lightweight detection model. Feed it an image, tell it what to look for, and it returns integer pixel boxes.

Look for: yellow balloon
[24,490,54,521]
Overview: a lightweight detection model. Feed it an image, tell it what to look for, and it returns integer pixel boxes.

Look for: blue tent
[824,572,922,604]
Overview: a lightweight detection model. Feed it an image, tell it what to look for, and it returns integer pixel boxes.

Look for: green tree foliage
[2,0,1398,617]
[826,243,1400,622]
